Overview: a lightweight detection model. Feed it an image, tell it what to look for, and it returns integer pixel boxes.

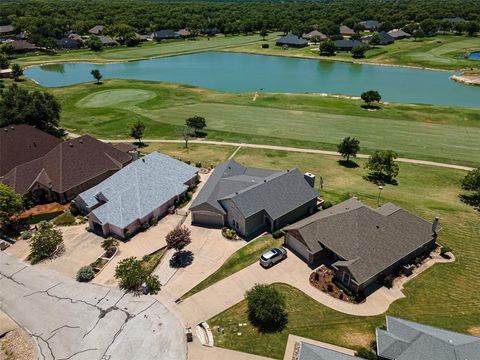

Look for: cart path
[102,138,475,171]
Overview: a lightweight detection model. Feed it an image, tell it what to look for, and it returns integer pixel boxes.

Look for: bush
[262,43,269,48]
[53,212,76,226]
[29,222,63,264]
[355,348,378,360]
[246,284,288,333]
[69,205,79,216]
[440,245,452,256]
[272,230,283,239]
[222,227,237,240]
[76,265,95,282]
[195,162,202,168]
[21,231,32,240]
[380,274,395,288]
[322,201,332,209]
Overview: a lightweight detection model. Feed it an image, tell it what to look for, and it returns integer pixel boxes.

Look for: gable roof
[12,40,37,51]
[442,17,465,23]
[0,25,15,34]
[89,25,104,35]
[1,135,131,196]
[387,29,411,38]
[283,198,434,285]
[113,142,137,153]
[152,29,179,39]
[361,20,380,30]
[334,39,366,49]
[81,152,198,229]
[362,31,395,45]
[276,34,308,46]
[190,159,317,220]
[339,25,355,35]
[176,29,191,37]
[97,35,116,45]
[377,316,480,360]
[303,30,327,40]
[0,125,62,176]
[298,342,363,360]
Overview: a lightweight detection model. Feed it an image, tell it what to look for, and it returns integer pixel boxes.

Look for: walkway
[108,139,474,171]
[0,252,187,360]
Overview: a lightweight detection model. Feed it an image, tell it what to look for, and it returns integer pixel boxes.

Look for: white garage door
[285,234,310,262]
[192,211,224,228]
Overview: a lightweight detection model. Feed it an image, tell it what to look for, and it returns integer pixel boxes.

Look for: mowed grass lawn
[208,147,480,359]
[53,80,480,166]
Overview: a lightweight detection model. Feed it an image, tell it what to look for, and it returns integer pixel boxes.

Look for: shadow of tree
[459,194,480,211]
[364,173,398,186]
[337,159,359,168]
[169,250,194,268]
[361,104,381,110]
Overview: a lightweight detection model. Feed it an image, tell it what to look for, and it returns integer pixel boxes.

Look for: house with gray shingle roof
[276,34,309,48]
[189,159,318,239]
[297,342,364,360]
[88,25,104,35]
[283,198,437,294]
[377,316,480,359]
[75,152,198,239]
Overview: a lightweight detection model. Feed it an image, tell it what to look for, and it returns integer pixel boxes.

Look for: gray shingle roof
[360,20,380,30]
[276,34,308,46]
[283,198,435,285]
[190,159,317,220]
[78,152,197,229]
[298,342,363,360]
[377,316,480,360]
[387,29,411,38]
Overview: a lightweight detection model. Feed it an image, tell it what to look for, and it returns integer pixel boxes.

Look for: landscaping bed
[310,265,354,303]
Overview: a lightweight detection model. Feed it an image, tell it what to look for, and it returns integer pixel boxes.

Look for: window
[342,272,351,285]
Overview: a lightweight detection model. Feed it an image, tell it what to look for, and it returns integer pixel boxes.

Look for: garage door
[192,211,224,228]
[285,234,310,262]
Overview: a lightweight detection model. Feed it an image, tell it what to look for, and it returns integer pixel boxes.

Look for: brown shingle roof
[113,142,137,153]
[0,125,62,176]
[1,135,131,195]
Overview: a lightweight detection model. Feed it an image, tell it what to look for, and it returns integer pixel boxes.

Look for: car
[259,247,287,268]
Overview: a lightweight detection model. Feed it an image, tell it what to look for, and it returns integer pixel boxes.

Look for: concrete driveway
[6,225,103,278]
[0,251,186,360]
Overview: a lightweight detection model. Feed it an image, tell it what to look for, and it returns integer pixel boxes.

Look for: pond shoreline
[451,73,480,86]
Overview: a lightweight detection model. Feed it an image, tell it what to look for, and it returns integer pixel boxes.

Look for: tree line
[0,0,479,47]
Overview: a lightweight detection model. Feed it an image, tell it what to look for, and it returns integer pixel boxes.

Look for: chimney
[304,172,315,188]
[432,217,439,235]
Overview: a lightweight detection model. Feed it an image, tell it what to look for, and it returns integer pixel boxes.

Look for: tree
[351,46,366,58]
[86,36,103,51]
[260,28,268,40]
[130,120,145,145]
[337,137,360,163]
[115,257,161,294]
[0,43,14,55]
[0,84,61,134]
[319,39,336,56]
[90,69,102,84]
[185,115,206,135]
[465,21,480,36]
[180,126,192,149]
[29,222,63,264]
[364,150,399,183]
[369,32,381,46]
[420,18,438,36]
[0,54,9,70]
[460,168,480,210]
[361,90,381,107]
[0,184,24,225]
[11,63,23,81]
[166,226,191,252]
[106,23,135,45]
[246,284,288,333]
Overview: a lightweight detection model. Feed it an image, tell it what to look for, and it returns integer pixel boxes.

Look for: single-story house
[135,33,149,42]
[302,30,327,41]
[362,31,395,45]
[75,152,198,239]
[377,316,480,359]
[0,125,62,176]
[297,342,363,360]
[97,35,117,47]
[442,17,466,24]
[56,37,80,49]
[339,25,355,36]
[387,29,411,39]
[88,25,104,35]
[1,135,133,203]
[176,29,192,38]
[0,69,12,78]
[0,25,15,36]
[150,29,180,40]
[190,159,318,239]
[334,39,366,51]
[276,34,308,48]
[11,39,37,52]
[283,198,437,294]
[201,28,219,36]
[360,20,380,31]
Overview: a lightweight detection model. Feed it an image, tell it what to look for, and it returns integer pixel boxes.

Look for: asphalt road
[0,252,187,360]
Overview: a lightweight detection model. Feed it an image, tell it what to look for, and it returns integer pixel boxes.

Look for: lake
[25,52,480,108]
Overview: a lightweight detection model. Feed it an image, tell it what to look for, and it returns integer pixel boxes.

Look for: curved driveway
[0,252,186,360]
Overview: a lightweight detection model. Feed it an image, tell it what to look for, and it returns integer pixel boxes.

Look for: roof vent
[33,142,37,148]
[235,192,238,195]
[69,143,73,147]
[264,179,267,183]
[376,225,380,229]
[142,158,145,163]
[3,128,7,132]
[10,126,14,130]
[79,139,83,144]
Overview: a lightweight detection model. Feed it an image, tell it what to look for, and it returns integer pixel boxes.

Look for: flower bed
[309,265,353,303]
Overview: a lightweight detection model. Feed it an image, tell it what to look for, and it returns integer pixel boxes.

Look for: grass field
[206,147,480,359]
[181,235,283,299]
[50,80,480,167]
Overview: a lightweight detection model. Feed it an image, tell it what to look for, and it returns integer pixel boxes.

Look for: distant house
[11,39,37,52]
[88,25,104,35]
[387,29,411,39]
[334,39,366,51]
[134,33,149,42]
[276,34,308,48]
[97,35,117,47]
[1,135,133,203]
[302,30,327,41]
[149,29,180,40]
[377,316,480,359]
[190,159,318,239]
[339,25,355,37]
[75,152,198,239]
[0,69,12,78]
[442,17,466,24]
[56,37,80,49]
[176,29,192,38]
[0,125,62,176]
[202,28,219,36]
[296,342,363,360]
[0,25,15,36]
[360,20,380,31]
[283,198,437,294]
[68,33,84,44]
[362,31,395,45]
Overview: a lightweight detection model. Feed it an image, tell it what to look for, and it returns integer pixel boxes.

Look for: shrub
[222,227,237,240]
[322,201,333,209]
[53,212,76,226]
[76,265,95,282]
[115,256,161,294]
[69,205,79,216]
[195,162,202,168]
[29,222,63,264]
[21,231,32,240]
[440,245,452,256]
[261,43,269,48]
[355,348,378,360]
[149,217,158,227]
[272,230,283,239]
[380,274,395,288]
[246,284,288,333]
[140,223,150,232]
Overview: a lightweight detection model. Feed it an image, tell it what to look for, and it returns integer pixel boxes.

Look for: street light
[377,185,384,207]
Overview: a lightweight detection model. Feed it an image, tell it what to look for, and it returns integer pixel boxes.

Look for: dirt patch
[468,327,480,336]
[0,329,35,360]
[17,202,69,220]
[341,330,373,348]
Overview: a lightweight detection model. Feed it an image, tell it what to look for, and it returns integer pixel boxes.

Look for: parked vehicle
[259,247,287,268]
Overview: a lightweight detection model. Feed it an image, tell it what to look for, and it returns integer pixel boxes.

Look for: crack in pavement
[0,267,28,287]
[57,348,98,360]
